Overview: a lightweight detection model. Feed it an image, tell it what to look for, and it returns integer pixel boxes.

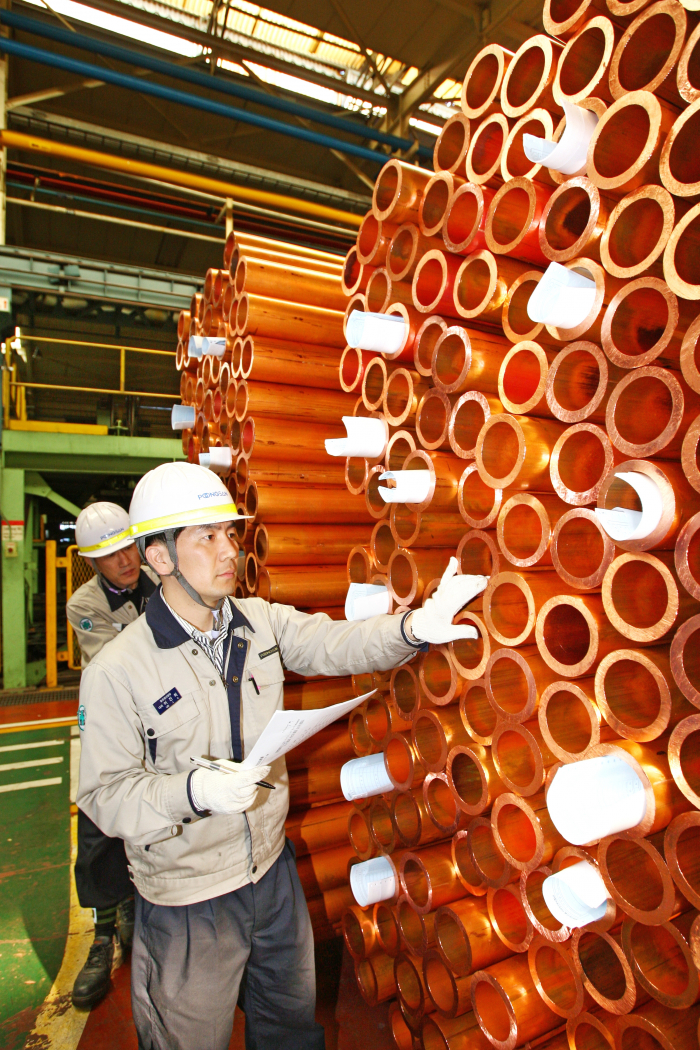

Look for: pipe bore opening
[502,348,543,409]
[577,933,627,1001]
[392,667,419,718]
[375,902,400,953]
[373,522,395,571]
[393,791,420,845]
[436,123,467,175]
[456,258,492,313]
[342,910,367,958]
[559,27,607,96]
[466,52,500,112]
[507,116,549,177]
[545,187,592,252]
[452,624,485,676]
[460,469,500,526]
[488,581,530,642]
[605,838,664,911]
[347,458,367,494]
[551,348,602,415]
[374,166,399,216]
[673,214,700,289]
[669,110,700,189]
[462,682,497,740]
[570,1019,612,1050]
[414,713,444,766]
[480,421,520,482]
[506,278,541,338]
[489,654,530,717]
[490,188,532,246]
[427,776,459,828]
[385,734,413,786]
[423,178,451,228]
[366,468,389,516]
[607,198,665,271]
[370,799,395,851]
[363,360,387,409]
[491,886,530,948]
[445,188,480,248]
[617,14,679,92]
[600,657,663,731]
[555,430,607,496]
[415,318,446,374]
[415,257,446,309]
[545,688,595,755]
[366,271,390,312]
[470,120,506,177]
[501,502,543,561]
[609,287,670,360]
[385,372,412,422]
[357,214,380,261]
[390,553,416,602]
[348,810,372,856]
[435,910,471,973]
[610,559,670,631]
[386,433,414,472]
[629,922,690,998]
[674,822,700,899]
[533,944,578,1009]
[495,729,537,789]
[422,650,455,702]
[505,47,546,110]
[402,858,429,909]
[395,955,422,1012]
[452,397,487,455]
[435,331,469,387]
[454,830,484,889]
[541,602,591,667]
[388,228,416,279]
[418,393,449,447]
[679,728,700,798]
[473,981,511,1043]
[471,820,510,880]
[365,697,390,744]
[451,751,484,807]
[420,956,453,1013]
[677,623,700,696]
[497,803,537,864]
[397,899,424,954]
[592,106,651,180]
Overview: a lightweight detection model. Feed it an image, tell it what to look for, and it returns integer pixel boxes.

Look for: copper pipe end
[412,249,463,316]
[461,678,498,746]
[610,0,688,107]
[594,646,679,742]
[553,15,618,105]
[433,114,472,178]
[356,212,398,268]
[395,951,433,1025]
[449,391,502,460]
[492,790,566,872]
[539,679,605,762]
[466,114,510,187]
[384,430,416,473]
[680,315,700,398]
[601,277,683,370]
[488,882,535,953]
[498,491,567,568]
[449,610,491,681]
[665,810,700,909]
[390,663,422,723]
[501,270,552,346]
[485,178,551,266]
[457,528,502,580]
[483,573,540,649]
[499,338,554,417]
[471,954,561,1050]
[348,807,377,861]
[343,291,366,343]
[388,1001,414,1050]
[545,342,611,424]
[614,998,700,1049]
[423,771,467,835]
[468,814,515,888]
[669,713,700,810]
[663,200,700,300]
[369,796,397,855]
[396,895,431,958]
[566,1011,615,1050]
[502,110,557,185]
[385,731,424,793]
[539,177,612,264]
[373,901,402,957]
[543,0,607,41]
[550,423,616,506]
[521,869,571,945]
[678,23,700,106]
[670,613,700,708]
[420,173,458,240]
[461,43,513,120]
[413,315,447,377]
[600,184,676,279]
[416,388,453,451]
[545,258,612,343]
[370,520,395,575]
[598,830,680,925]
[342,905,377,961]
[443,182,495,256]
[587,89,677,197]
[602,551,682,644]
[536,594,615,678]
[492,719,554,797]
[501,34,564,119]
[622,910,700,1010]
[452,830,488,896]
[571,928,642,1014]
[528,935,585,1017]
[682,415,700,498]
[388,225,442,285]
[447,743,500,816]
[372,159,433,225]
[355,951,397,1006]
[458,463,508,529]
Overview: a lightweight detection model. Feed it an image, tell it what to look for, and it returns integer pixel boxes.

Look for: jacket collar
[146,585,255,650]
[100,568,156,613]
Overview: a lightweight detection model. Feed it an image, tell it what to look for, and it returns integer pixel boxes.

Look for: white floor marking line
[0,757,64,772]
[0,739,64,752]
[0,776,63,793]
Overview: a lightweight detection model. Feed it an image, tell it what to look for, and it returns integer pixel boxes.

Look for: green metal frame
[1,428,183,688]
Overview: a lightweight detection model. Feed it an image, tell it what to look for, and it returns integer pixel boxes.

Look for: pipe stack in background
[175,229,370,941]
[333,3,700,1046]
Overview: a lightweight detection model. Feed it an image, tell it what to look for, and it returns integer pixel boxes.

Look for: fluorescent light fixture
[409,116,443,136]
[23,0,202,56]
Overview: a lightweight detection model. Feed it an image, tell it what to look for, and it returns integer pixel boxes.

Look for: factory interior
[1,0,700,1045]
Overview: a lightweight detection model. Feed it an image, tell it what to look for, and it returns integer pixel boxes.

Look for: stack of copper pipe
[175,229,373,940]
[334,4,700,1046]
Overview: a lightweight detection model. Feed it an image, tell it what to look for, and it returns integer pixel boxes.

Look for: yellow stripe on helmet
[129,503,248,538]
[78,529,133,554]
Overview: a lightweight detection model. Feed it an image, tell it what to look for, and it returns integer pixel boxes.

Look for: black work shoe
[72,936,114,1010]
[116,896,135,948]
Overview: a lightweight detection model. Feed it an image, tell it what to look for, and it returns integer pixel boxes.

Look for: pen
[189,756,275,790]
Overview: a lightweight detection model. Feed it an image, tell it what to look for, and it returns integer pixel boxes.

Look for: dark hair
[146,527,185,549]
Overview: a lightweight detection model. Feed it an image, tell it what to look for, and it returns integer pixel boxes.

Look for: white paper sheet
[345,583,391,621]
[527,262,597,330]
[240,689,376,769]
[340,752,394,800]
[523,101,599,176]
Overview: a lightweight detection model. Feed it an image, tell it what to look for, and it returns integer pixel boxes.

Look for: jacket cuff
[186,770,209,817]
[400,612,429,652]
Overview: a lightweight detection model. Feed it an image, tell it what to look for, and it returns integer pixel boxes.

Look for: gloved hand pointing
[408,558,488,645]
[190,760,272,815]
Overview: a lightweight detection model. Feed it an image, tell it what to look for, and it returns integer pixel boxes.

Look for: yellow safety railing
[45,542,95,685]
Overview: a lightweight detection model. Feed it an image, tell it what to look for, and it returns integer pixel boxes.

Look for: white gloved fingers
[209,759,271,786]
[444,625,479,642]
[433,556,459,600]
[438,573,489,618]
[412,623,479,645]
[190,766,267,815]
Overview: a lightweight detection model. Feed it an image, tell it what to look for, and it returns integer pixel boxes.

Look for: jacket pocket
[248,658,285,690]
[139,691,201,740]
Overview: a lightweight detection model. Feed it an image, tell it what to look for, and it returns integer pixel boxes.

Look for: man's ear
[144,541,174,576]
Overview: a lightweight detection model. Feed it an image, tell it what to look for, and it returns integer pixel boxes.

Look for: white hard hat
[129,462,243,540]
[76,502,133,558]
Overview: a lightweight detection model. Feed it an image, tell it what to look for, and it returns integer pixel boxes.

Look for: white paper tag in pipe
[378,470,432,504]
[350,856,396,908]
[526,262,597,330]
[345,583,391,621]
[595,471,664,542]
[340,752,394,801]
[199,447,233,472]
[188,335,205,359]
[346,311,409,355]
[547,753,647,845]
[542,861,611,928]
[171,404,196,429]
[325,416,387,458]
[203,337,227,358]
[523,101,599,176]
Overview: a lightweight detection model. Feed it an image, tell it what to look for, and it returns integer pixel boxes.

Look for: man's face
[147,522,238,603]
[93,542,142,590]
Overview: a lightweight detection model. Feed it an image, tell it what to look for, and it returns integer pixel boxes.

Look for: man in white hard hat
[76,462,487,1050]
[67,502,158,1009]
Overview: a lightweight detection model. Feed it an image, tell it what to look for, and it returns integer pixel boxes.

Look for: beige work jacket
[66,567,159,667]
[76,588,423,906]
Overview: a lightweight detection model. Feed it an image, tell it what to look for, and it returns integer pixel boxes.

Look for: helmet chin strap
[139,532,225,612]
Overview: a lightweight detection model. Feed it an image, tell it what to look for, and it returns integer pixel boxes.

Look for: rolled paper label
[346,311,409,355]
[547,753,647,845]
[527,261,597,330]
[542,860,610,928]
[345,583,391,621]
[523,101,599,176]
[340,753,394,801]
[350,856,396,908]
[378,469,432,504]
[595,471,663,542]
[325,415,387,458]
[171,404,196,429]
[188,335,206,358]
[199,447,232,473]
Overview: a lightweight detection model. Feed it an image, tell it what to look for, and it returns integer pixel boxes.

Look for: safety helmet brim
[78,531,135,558]
[130,503,249,541]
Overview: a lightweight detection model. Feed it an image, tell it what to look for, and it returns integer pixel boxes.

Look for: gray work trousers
[131,841,326,1050]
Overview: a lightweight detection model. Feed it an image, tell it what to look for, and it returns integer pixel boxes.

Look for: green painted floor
[0,726,71,1050]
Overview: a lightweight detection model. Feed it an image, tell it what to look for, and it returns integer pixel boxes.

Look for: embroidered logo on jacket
[79,617,93,632]
[153,688,182,714]
[258,644,280,660]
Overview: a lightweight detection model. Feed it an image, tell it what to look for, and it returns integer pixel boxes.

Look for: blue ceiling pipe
[0,8,433,162]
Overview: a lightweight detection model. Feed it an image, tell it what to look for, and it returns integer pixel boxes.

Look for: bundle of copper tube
[332,1,700,1046]
[175,229,369,940]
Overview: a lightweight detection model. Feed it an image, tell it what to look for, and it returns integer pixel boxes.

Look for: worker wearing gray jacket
[76,462,487,1050]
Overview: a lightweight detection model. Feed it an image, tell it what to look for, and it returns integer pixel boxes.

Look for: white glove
[190,761,272,815]
[409,558,488,645]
